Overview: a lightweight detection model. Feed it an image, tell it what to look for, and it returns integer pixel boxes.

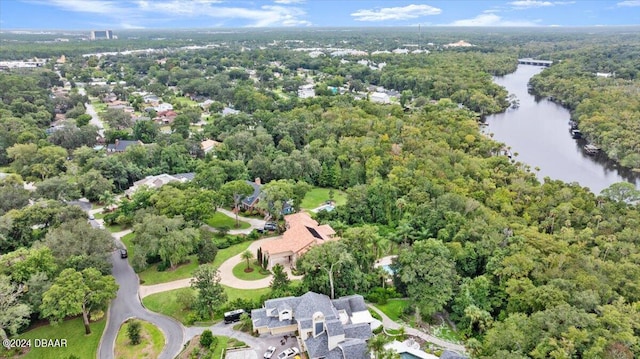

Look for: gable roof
[106,140,143,152]
[242,180,262,207]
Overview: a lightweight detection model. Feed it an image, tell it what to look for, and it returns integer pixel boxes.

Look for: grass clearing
[143,288,194,325]
[0,318,106,359]
[205,212,250,230]
[136,239,252,285]
[374,299,410,322]
[121,232,135,265]
[138,255,199,285]
[115,319,165,359]
[223,285,271,302]
[300,187,347,210]
[107,223,129,233]
[143,286,272,325]
[231,261,270,281]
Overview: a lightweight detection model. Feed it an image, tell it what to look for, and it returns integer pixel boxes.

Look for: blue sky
[1,0,639,30]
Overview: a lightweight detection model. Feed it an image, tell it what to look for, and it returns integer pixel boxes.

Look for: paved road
[98,230,185,359]
[77,86,105,138]
[367,304,467,354]
[139,235,305,298]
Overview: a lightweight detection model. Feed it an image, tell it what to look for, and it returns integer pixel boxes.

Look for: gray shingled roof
[325,319,345,337]
[295,292,337,321]
[305,332,329,358]
[242,181,261,206]
[343,323,372,341]
[331,295,367,317]
[338,339,369,359]
[299,319,312,329]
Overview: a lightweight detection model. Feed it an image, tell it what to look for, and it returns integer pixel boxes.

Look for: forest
[0,28,639,359]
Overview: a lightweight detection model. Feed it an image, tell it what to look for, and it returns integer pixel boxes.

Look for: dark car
[264,222,277,231]
[120,248,128,258]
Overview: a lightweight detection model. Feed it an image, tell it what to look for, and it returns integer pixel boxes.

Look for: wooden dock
[584,144,600,155]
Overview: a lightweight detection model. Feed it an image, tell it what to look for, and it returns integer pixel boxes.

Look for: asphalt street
[97,233,185,359]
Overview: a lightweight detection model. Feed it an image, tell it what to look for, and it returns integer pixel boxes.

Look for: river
[484,65,640,195]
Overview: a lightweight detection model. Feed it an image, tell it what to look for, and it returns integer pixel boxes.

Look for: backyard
[300,187,347,210]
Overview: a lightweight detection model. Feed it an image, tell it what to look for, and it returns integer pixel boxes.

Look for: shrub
[215,238,230,249]
[200,330,214,348]
[177,290,196,310]
[127,320,142,345]
[197,239,218,264]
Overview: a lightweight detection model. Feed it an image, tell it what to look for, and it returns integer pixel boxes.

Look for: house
[221,107,240,116]
[260,212,337,269]
[106,139,143,153]
[240,178,262,212]
[125,172,194,196]
[298,84,315,99]
[201,139,221,154]
[154,110,178,125]
[370,92,390,104]
[252,292,374,359]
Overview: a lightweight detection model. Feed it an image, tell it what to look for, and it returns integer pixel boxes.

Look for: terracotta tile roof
[262,212,337,256]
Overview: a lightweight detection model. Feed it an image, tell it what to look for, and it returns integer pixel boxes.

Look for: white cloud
[273,0,306,4]
[351,4,441,22]
[617,0,640,6]
[448,13,540,26]
[39,0,312,27]
[509,0,575,9]
[27,0,120,14]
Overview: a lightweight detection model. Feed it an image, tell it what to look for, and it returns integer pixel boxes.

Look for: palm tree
[368,334,399,359]
[99,190,116,212]
[241,250,254,272]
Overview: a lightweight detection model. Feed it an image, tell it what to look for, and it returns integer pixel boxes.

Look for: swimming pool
[381,265,395,274]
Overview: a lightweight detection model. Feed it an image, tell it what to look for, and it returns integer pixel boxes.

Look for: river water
[484,65,640,195]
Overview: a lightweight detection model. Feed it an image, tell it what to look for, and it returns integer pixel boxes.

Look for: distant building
[125,172,194,196]
[90,30,114,40]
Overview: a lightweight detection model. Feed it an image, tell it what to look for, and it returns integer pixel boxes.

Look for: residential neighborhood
[1,4,640,359]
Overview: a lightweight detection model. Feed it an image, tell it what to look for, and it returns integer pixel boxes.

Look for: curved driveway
[98,230,185,359]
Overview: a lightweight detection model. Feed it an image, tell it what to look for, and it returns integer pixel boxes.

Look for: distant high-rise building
[90,30,113,40]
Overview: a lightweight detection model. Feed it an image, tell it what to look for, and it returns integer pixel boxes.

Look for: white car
[277,347,299,359]
[264,346,276,359]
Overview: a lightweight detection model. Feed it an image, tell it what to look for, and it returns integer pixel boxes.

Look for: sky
[0,0,639,30]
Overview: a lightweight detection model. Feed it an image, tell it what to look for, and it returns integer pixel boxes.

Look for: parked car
[88,214,95,220]
[277,347,299,359]
[264,346,276,359]
[264,222,277,231]
[120,249,128,258]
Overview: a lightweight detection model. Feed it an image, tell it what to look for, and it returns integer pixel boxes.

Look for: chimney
[255,178,261,185]
[115,139,120,147]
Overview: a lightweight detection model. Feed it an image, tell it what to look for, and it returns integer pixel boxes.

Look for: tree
[298,241,357,299]
[127,320,141,345]
[158,227,197,270]
[40,268,118,334]
[75,114,92,127]
[102,108,132,130]
[171,114,191,139]
[241,250,254,272]
[270,263,290,292]
[220,180,254,228]
[395,239,457,319]
[132,120,158,143]
[368,334,399,359]
[41,219,115,274]
[600,182,640,204]
[78,169,114,202]
[196,239,218,264]
[0,275,31,341]
[191,265,227,319]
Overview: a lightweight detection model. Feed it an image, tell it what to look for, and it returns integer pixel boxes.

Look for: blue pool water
[400,353,422,359]
[381,265,395,274]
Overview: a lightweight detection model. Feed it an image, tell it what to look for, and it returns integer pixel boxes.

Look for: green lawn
[374,299,410,322]
[300,187,347,210]
[143,286,272,325]
[231,261,270,281]
[205,212,250,230]
[115,319,164,359]
[138,255,199,285]
[138,241,251,285]
[143,288,194,325]
[223,285,271,302]
[107,223,130,233]
[0,318,106,359]
[94,211,105,219]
